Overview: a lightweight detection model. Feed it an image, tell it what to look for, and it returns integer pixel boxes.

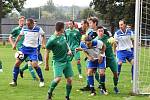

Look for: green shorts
[52,60,73,78]
[106,57,118,73]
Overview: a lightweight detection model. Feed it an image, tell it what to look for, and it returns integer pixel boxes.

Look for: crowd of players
[0,16,134,100]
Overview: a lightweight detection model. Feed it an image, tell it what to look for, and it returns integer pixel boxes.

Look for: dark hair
[119,19,126,24]
[27,18,34,24]
[55,21,64,32]
[82,19,89,26]
[69,20,75,25]
[88,17,99,26]
[97,26,104,30]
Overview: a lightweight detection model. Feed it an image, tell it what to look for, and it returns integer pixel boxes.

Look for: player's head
[119,19,126,31]
[26,18,34,29]
[55,21,64,33]
[97,26,104,37]
[34,20,37,26]
[88,17,98,29]
[126,24,132,29]
[68,20,75,29]
[82,35,92,47]
[18,16,25,27]
[81,19,89,31]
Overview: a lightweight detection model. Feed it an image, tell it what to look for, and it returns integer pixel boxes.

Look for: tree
[43,0,56,13]
[90,0,135,33]
[0,0,26,34]
[80,8,97,19]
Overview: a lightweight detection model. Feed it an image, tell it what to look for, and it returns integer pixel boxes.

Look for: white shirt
[20,26,45,48]
[114,28,134,51]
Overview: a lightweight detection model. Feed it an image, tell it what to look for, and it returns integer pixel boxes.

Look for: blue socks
[35,67,44,82]
[13,66,20,82]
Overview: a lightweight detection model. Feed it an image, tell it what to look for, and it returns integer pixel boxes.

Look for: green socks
[48,80,58,94]
[66,84,72,97]
[20,63,28,71]
[0,60,2,69]
[28,66,37,79]
[77,64,82,74]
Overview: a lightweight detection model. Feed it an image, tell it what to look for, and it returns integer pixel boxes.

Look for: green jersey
[46,34,69,62]
[10,26,24,49]
[65,28,82,51]
[96,34,114,58]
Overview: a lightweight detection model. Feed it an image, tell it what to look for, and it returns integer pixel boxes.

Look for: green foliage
[2,0,26,17]
[91,0,135,25]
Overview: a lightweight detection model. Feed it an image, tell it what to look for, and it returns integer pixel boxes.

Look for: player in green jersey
[65,20,83,79]
[8,16,37,80]
[96,26,119,94]
[45,21,73,100]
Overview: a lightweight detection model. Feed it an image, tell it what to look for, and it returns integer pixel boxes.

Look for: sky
[24,0,92,8]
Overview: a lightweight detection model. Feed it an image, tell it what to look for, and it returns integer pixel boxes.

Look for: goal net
[133,0,150,94]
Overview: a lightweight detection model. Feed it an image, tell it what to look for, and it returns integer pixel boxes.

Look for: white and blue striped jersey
[114,28,134,51]
[80,40,104,60]
[20,26,45,48]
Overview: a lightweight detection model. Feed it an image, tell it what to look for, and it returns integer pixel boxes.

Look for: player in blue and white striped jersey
[79,35,107,96]
[114,19,134,81]
[9,18,45,87]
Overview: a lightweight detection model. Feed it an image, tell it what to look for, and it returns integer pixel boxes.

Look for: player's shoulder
[126,29,134,35]
[80,41,87,49]
[115,29,121,35]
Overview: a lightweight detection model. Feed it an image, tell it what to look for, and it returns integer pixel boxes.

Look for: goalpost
[133,0,150,94]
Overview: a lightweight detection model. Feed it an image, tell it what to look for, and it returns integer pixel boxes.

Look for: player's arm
[83,51,94,61]
[45,49,50,71]
[98,41,106,64]
[9,34,15,47]
[41,34,46,49]
[13,34,22,50]
[40,27,46,49]
[66,43,72,56]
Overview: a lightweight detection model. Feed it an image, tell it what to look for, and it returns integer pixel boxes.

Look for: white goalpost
[133,0,150,94]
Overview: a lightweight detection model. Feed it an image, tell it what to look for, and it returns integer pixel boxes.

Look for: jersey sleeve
[39,27,45,35]
[80,41,87,51]
[46,37,53,50]
[97,40,103,49]
[114,32,118,42]
[130,31,134,40]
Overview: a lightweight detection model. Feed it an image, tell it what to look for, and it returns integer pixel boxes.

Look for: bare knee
[54,77,61,83]
[66,77,72,85]
[15,59,22,67]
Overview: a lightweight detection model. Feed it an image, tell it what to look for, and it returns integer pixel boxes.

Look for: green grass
[0,46,149,100]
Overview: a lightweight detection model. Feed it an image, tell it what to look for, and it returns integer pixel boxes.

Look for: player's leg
[107,58,119,93]
[19,63,28,78]
[47,61,64,100]
[0,60,3,72]
[32,61,44,87]
[74,51,83,78]
[30,53,44,87]
[9,57,25,86]
[79,68,91,91]
[87,68,96,96]
[64,61,73,100]
[127,49,134,81]
[98,57,108,95]
[117,50,126,77]
[28,61,38,80]
[38,45,43,65]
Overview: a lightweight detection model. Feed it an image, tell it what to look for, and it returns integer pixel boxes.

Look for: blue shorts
[87,57,106,69]
[20,46,38,61]
[117,48,134,63]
